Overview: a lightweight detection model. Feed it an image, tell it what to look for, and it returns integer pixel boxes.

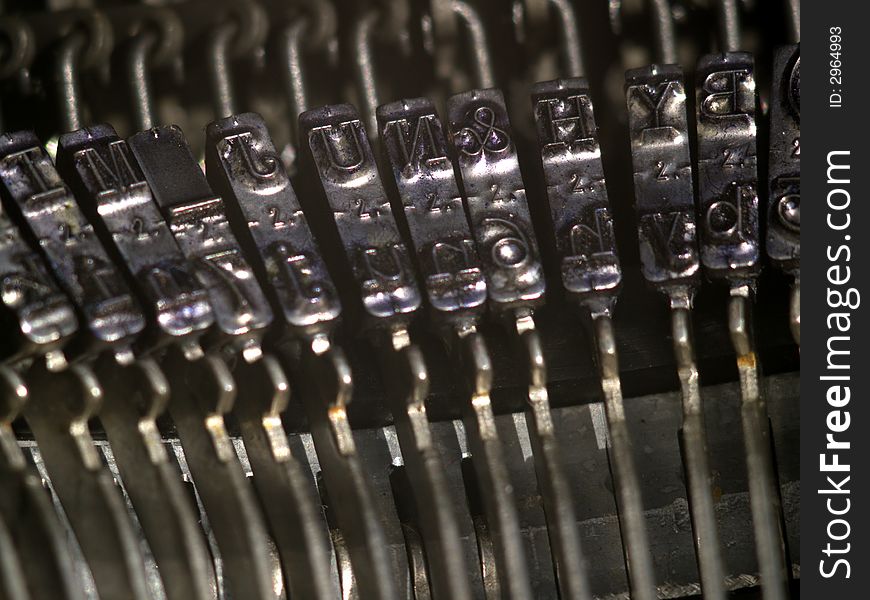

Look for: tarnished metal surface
[695,52,760,284]
[532,76,650,600]
[378,98,485,325]
[531,78,620,303]
[0,132,144,364]
[305,102,474,600]
[56,125,214,358]
[625,65,698,290]
[627,60,725,600]
[379,97,532,599]
[0,180,77,367]
[128,125,273,360]
[767,45,801,345]
[302,103,421,326]
[448,87,590,600]
[0,2,802,599]
[205,113,340,340]
[447,89,544,313]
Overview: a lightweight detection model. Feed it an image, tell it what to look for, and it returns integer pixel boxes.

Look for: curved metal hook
[450,0,494,89]
[281,18,309,139]
[207,21,239,119]
[0,18,35,80]
[117,8,183,131]
[54,30,87,132]
[352,11,381,140]
[126,29,159,131]
[202,3,268,120]
[296,0,337,50]
[430,0,494,92]
[519,0,584,78]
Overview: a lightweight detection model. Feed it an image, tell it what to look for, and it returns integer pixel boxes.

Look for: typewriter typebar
[378,97,486,325]
[533,76,655,600]
[625,58,729,600]
[304,102,480,600]
[378,96,534,599]
[129,124,280,600]
[695,51,760,283]
[128,124,274,360]
[205,112,341,339]
[0,132,144,363]
[0,2,801,599]
[767,43,801,345]
[625,65,699,290]
[56,125,215,356]
[0,183,77,367]
[447,89,545,312]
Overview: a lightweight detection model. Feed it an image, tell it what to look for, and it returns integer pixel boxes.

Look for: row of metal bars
[0,1,799,599]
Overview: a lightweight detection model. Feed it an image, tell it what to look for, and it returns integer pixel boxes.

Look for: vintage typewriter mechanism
[0,0,800,598]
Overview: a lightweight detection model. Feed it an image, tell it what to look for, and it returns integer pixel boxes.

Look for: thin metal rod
[0,517,29,600]
[160,348,276,600]
[0,367,82,600]
[207,22,238,119]
[378,331,474,600]
[95,356,215,600]
[786,0,800,43]
[790,278,800,346]
[515,313,592,600]
[126,30,158,132]
[23,363,151,600]
[649,0,677,64]
[456,328,534,599]
[353,11,380,141]
[669,298,727,600]
[0,366,28,483]
[548,0,584,78]
[451,0,494,88]
[403,522,432,600]
[591,312,657,600]
[231,354,339,600]
[289,342,401,600]
[729,288,789,600]
[54,31,86,132]
[281,19,309,140]
[716,0,741,52]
